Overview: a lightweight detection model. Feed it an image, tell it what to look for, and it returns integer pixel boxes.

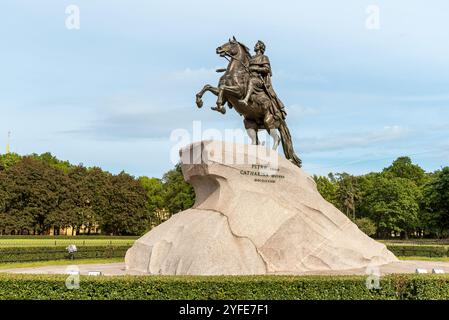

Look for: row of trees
[314,157,449,239]
[0,153,194,235]
[1,152,447,239]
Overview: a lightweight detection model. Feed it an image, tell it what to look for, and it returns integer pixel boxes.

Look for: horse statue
[195,37,302,167]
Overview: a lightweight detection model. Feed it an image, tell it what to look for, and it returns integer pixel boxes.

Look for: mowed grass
[0,238,136,248]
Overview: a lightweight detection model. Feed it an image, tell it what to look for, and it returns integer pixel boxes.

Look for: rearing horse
[195,37,302,167]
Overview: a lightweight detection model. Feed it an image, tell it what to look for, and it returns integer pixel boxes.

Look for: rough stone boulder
[125,140,397,275]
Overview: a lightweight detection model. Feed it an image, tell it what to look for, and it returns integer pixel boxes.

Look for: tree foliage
[383,156,427,186]
[361,176,420,238]
[354,217,377,236]
[161,164,195,214]
[314,157,442,239]
[1,151,446,239]
[422,167,449,237]
[0,152,196,236]
[313,174,337,206]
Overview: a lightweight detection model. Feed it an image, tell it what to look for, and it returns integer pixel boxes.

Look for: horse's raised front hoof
[196,97,203,108]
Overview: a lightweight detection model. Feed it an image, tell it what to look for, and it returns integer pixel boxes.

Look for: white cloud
[288,104,318,115]
[171,68,217,81]
[276,71,329,85]
[300,125,411,153]
[393,94,449,102]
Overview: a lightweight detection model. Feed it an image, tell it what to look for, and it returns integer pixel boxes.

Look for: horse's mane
[237,42,251,58]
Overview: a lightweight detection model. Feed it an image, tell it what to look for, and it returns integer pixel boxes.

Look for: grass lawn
[0,257,124,269]
[398,256,449,262]
[0,238,136,247]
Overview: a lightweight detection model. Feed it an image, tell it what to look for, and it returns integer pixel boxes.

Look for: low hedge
[0,244,446,263]
[386,245,449,257]
[0,245,446,263]
[0,246,130,263]
[0,274,449,300]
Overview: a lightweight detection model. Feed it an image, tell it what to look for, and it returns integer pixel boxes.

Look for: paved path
[1,260,449,276]
[294,260,449,276]
[0,263,136,276]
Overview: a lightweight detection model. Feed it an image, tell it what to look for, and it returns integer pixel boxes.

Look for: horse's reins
[223,52,251,74]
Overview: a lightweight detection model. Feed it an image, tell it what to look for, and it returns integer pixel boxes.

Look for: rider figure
[239,40,286,119]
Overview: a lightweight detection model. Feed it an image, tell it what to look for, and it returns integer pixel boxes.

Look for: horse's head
[216,36,250,60]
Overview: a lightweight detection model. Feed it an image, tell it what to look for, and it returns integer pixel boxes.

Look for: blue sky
[1,0,448,178]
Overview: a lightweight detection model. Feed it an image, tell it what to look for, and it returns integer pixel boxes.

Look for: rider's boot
[239,91,251,106]
[239,82,254,107]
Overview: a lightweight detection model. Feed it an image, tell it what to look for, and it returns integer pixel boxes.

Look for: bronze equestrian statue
[195,37,302,167]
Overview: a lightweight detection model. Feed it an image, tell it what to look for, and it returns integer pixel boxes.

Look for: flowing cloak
[249,54,287,120]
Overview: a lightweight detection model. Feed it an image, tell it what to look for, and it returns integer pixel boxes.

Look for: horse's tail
[278,121,302,168]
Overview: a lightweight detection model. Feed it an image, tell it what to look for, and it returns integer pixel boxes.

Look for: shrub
[355,217,377,236]
[0,274,448,300]
[0,245,130,263]
[386,245,448,257]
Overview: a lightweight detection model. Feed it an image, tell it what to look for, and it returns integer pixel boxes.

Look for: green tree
[0,153,21,171]
[30,152,73,173]
[43,165,73,234]
[354,217,377,236]
[383,157,428,237]
[139,176,164,213]
[335,173,361,220]
[313,174,338,206]
[162,164,195,214]
[383,156,427,186]
[0,157,65,234]
[56,165,94,235]
[422,167,449,237]
[362,175,420,238]
[80,167,112,234]
[101,172,149,235]
[139,176,166,228]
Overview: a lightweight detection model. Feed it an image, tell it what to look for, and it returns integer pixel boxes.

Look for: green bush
[0,246,130,263]
[354,218,377,236]
[386,245,449,257]
[0,244,445,263]
[0,274,448,300]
